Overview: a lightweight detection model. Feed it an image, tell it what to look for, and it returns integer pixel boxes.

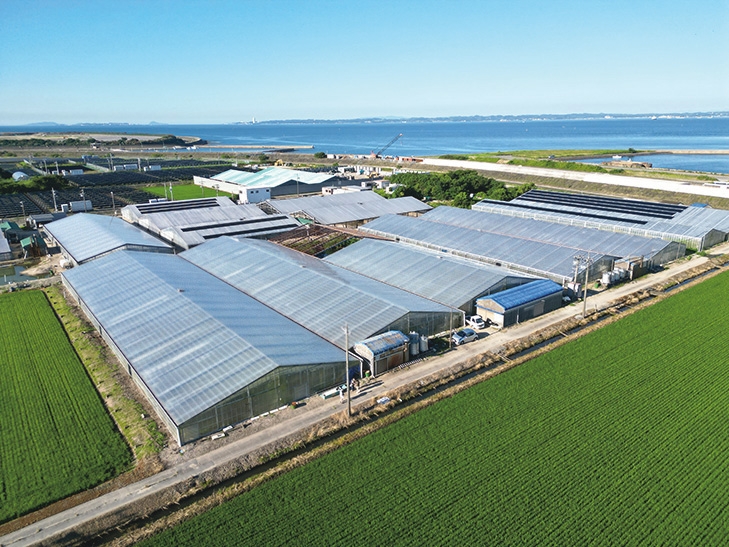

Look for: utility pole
[344,323,351,417]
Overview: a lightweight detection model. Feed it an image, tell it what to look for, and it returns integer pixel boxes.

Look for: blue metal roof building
[476,279,564,328]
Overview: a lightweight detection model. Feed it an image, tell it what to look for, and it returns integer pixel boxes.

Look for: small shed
[353,330,410,377]
[476,279,563,328]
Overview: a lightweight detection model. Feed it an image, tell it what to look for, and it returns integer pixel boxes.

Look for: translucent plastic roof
[423,206,678,262]
[62,251,345,425]
[44,213,172,263]
[265,191,430,225]
[123,198,299,249]
[214,167,336,188]
[325,239,535,309]
[353,331,410,360]
[477,279,563,311]
[359,213,606,281]
[0,232,10,255]
[181,237,454,348]
[474,191,729,245]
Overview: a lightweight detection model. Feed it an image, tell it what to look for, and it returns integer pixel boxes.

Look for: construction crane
[371,133,403,158]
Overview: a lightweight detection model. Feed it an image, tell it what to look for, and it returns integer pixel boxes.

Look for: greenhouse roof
[62,251,345,425]
[478,279,563,311]
[325,238,535,309]
[123,198,299,249]
[422,206,678,262]
[473,190,729,246]
[213,167,336,188]
[264,191,430,225]
[0,232,10,255]
[44,213,172,264]
[359,213,606,281]
[181,237,454,348]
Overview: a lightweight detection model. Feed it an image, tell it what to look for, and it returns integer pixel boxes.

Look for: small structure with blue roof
[476,279,563,328]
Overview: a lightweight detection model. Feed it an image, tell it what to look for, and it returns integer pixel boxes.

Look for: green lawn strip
[0,290,133,523]
[43,285,166,459]
[145,184,233,200]
[140,270,729,546]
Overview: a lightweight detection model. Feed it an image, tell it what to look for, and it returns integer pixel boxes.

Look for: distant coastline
[4,111,729,127]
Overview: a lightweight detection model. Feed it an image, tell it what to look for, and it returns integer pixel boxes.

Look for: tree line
[385,170,534,208]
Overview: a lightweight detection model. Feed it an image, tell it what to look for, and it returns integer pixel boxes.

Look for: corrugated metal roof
[359,213,607,281]
[354,331,410,359]
[325,238,535,309]
[478,279,563,311]
[265,191,430,225]
[214,167,336,188]
[181,237,454,348]
[62,251,345,425]
[44,213,172,264]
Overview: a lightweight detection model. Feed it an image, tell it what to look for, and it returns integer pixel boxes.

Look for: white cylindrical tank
[601,272,612,286]
[419,335,428,352]
[409,332,420,356]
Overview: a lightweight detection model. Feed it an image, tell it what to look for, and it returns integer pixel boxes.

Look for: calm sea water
[3,117,729,172]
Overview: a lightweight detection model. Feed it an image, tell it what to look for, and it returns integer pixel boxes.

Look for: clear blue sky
[1,0,727,124]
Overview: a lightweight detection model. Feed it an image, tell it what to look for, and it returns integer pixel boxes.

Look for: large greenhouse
[121,197,299,249]
[324,238,536,313]
[62,250,347,445]
[181,236,458,347]
[44,213,173,265]
[359,207,685,283]
[473,190,729,251]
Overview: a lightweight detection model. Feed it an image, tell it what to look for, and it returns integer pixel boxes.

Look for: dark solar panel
[477,199,649,225]
[516,190,686,219]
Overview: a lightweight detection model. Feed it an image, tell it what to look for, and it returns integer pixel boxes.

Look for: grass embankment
[139,270,729,546]
[43,285,166,459]
[0,290,133,524]
[145,184,233,200]
[440,149,718,183]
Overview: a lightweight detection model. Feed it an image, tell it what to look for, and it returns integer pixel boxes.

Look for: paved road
[421,157,729,198]
[0,250,723,547]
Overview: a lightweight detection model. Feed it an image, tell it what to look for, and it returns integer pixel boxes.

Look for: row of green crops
[141,270,729,546]
[0,290,132,523]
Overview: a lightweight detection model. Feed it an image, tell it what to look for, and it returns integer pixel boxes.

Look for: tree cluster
[0,174,71,195]
[388,170,534,208]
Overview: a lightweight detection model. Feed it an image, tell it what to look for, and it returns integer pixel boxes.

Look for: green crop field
[141,271,729,546]
[146,184,232,200]
[0,290,132,523]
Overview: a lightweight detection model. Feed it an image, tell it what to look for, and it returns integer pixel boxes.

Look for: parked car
[451,328,478,346]
[466,315,486,329]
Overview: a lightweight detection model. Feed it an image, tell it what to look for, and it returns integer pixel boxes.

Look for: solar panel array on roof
[517,190,686,219]
[62,250,345,444]
[133,197,221,214]
[264,191,430,225]
[44,213,172,264]
[423,206,680,264]
[325,238,535,311]
[123,198,299,249]
[181,237,456,347]
[473,189,729,250]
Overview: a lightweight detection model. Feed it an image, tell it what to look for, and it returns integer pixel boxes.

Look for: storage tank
[409,332,420,356]
[601,272,612,286]
[419,334,428,353]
